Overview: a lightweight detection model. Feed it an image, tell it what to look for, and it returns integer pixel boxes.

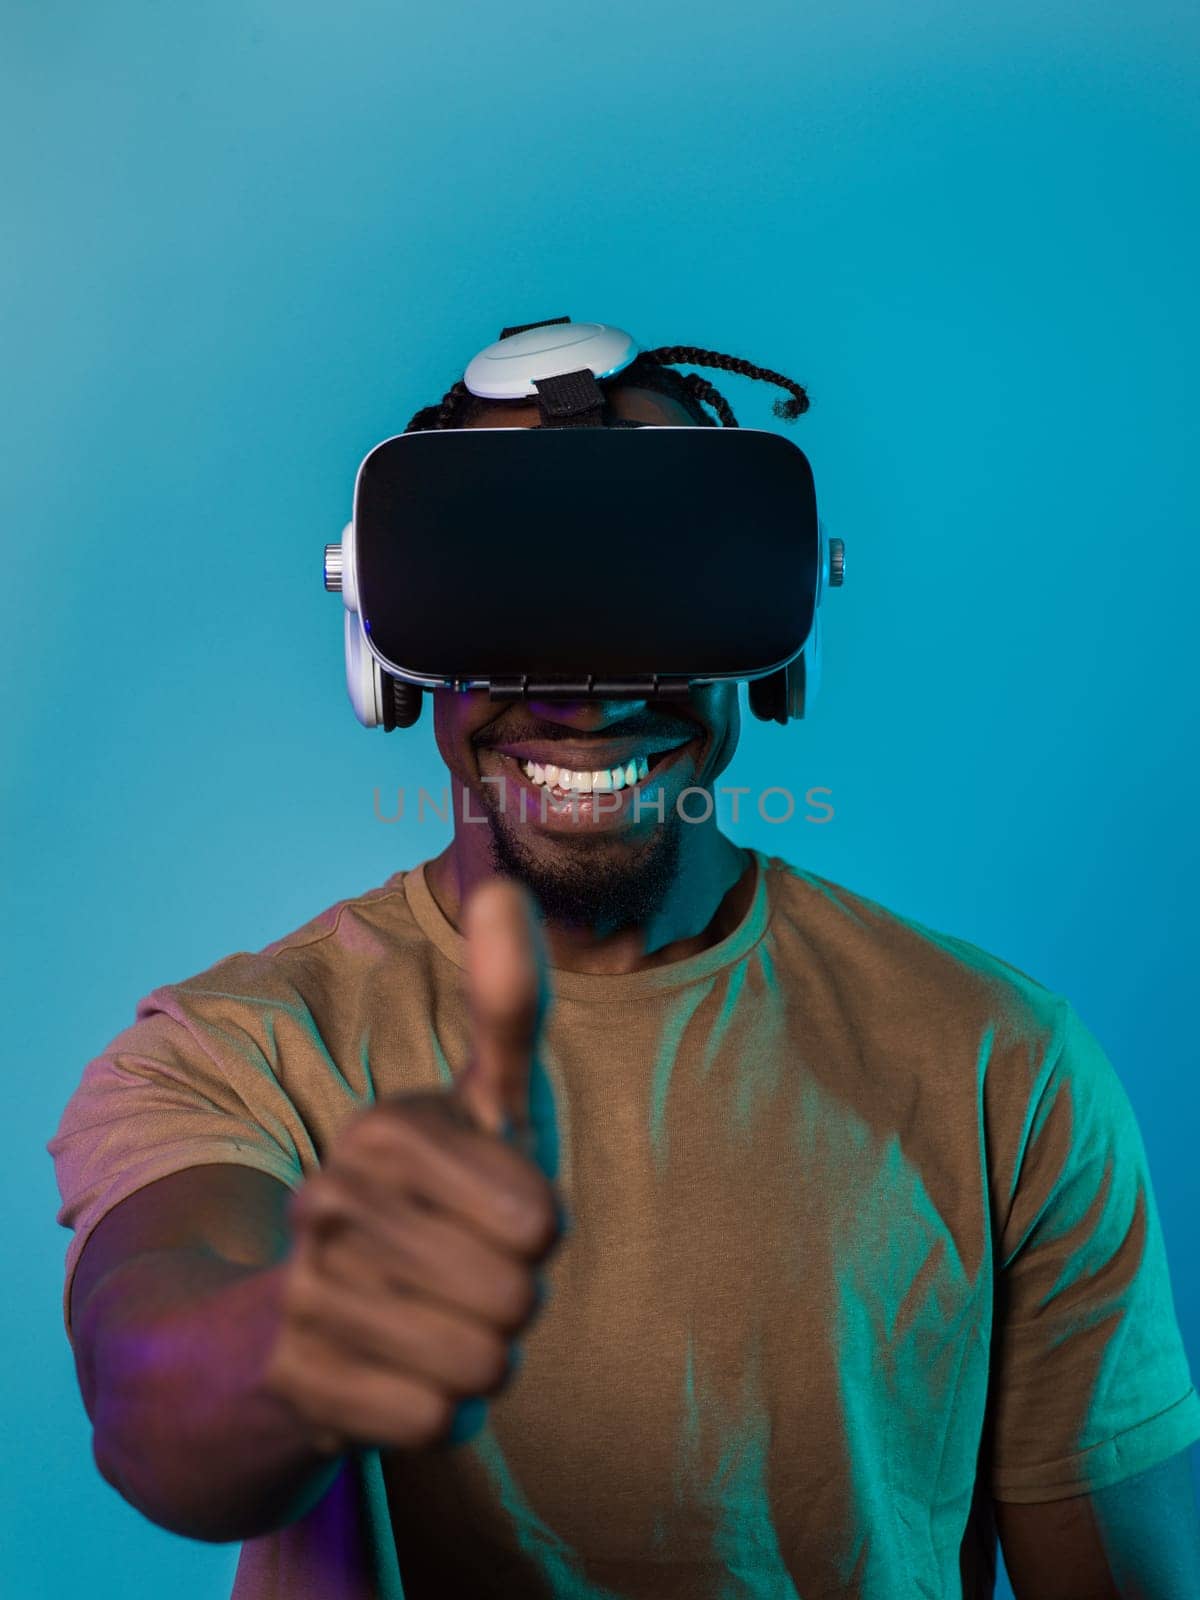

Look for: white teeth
[518,754,655,790]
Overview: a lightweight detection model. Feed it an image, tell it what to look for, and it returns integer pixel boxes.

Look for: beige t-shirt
[49,849,1200,1599]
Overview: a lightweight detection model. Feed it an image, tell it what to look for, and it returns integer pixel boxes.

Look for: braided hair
[402,345,811,433]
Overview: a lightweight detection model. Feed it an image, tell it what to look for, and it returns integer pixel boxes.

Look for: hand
[263,876,562,1455]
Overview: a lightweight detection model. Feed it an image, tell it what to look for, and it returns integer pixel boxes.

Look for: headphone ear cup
[382,677,423,730]
[787,610,823,721]
[784,655,807,720]
[344,610,385,727]
[748,669,789,725]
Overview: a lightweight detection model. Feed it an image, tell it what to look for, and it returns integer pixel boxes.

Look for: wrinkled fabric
[49,849,1200,1598]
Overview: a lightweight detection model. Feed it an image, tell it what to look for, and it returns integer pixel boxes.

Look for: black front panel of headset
[354,427,818,683]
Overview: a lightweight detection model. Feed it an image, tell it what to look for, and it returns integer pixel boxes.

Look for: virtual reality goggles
[323,317,845,729]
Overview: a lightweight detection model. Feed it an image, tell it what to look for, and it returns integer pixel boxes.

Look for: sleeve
[47,972,313,1345]
[987,1000,1200,1502]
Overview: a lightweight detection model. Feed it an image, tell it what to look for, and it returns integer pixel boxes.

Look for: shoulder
[756,854,1110,1220]
[133,865,438,1033]
[757,849,1071,1080]
[759,849,1064,1014]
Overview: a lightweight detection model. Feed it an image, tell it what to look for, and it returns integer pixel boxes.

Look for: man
[51,374,1200,1598]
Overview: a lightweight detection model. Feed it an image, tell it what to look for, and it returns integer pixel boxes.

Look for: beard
[480,794,683,931]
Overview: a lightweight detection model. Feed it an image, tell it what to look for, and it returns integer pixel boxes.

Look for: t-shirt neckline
[401,848,772,1002]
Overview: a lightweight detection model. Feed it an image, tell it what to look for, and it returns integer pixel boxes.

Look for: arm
[986,1002,1200,1589]
[61,888,561,1547]
[996,1448,1200,1599]
[70,1163,343,1543]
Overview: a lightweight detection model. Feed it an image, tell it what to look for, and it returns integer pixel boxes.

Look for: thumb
[454,876,551,1156]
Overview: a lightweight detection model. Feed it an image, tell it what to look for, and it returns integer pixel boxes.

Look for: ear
[703,682,742,779]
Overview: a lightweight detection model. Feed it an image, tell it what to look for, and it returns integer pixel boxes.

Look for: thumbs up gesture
[455,877,554,1167]
[264,878,564,1454]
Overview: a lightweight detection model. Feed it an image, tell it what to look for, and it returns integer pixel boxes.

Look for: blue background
[3,2,1197,1594]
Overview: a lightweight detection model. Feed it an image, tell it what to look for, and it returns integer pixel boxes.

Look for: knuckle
[290,1171,353,1234]
[410,1386,455,1445]
[364,1101,423,1146]
[287,1181,322,1230]
[492,1343,522,1394]
[329,1105,447,1202]
[508,1189,560,1253]
[492,1264,540,1329]
[338,1108,412,1169]
[281,1260,325,1328]
[333,1100,375,1141]
[380,1091,447,1134]
[263,1347,332,1436]
[316,1226,361,1281]
[455,1327,509,1394]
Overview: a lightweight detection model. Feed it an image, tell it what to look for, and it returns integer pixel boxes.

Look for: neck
[423,796,754,977]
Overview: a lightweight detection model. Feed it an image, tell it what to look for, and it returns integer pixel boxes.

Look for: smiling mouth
[509,749,677,794]
[486,736,695,808]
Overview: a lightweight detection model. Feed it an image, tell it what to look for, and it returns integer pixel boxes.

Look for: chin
[486,810,682,929]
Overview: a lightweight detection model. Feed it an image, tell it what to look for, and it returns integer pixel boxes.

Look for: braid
[402,343,810,432]
[403,379,479,434]
[640,346,810,423]
[681,372,738,428]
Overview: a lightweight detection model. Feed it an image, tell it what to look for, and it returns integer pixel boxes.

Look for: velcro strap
[531,369,606,426]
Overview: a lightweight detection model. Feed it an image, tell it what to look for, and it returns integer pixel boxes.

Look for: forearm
[998,1452,1200,1600]
[75,1250,342,1543]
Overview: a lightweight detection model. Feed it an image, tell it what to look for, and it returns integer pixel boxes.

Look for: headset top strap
[498,316,571,341]
[497,316,604,426]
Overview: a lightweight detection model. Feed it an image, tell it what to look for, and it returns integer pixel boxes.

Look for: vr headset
[323,317,845,730]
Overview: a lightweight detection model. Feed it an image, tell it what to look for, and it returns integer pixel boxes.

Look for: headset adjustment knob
[324,543,344,593]
[828,537,845,587]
